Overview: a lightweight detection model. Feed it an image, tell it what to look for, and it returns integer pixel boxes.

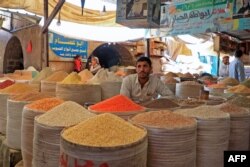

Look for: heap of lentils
[62,113,146,147]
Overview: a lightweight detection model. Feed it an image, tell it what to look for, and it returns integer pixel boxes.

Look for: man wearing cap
[219,55,229,77]
[120,56,173,103]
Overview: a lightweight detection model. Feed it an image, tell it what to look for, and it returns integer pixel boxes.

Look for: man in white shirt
[120,56,173,103]
[219,55,229,77]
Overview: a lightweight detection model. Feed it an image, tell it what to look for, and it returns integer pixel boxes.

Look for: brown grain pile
[43,71,68,82]
[9,92,52,102]
[142,98,179,109]
[165,77,178,84]
[0,83,36,94]
[131,110,196,129]
[216,103,249,115]
[220,77,239,86]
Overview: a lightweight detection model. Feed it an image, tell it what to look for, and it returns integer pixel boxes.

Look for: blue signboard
[48,32,88,60]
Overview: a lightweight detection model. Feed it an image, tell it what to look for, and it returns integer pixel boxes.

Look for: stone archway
[3,36,24,73]
[87,43,135,69]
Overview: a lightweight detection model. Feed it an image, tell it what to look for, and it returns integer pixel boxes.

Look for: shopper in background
[219,55,230,77]
[89,56,101,75]
[73,55,82,73]
[120,56,173,103]
[229,49,245,82]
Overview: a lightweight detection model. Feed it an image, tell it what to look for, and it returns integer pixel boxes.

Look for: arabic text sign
[153,0,233,36]
[49,32,88,60]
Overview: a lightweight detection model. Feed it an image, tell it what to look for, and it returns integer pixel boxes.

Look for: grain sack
[21,98,64,167]
[130,111,197,167]
[0,83,37,134]
[60,113,147,167]
[217,103,250,150]
[175,82,203,98]
[56,83,101,106]
[89,95,145,120]
[6,92,52,150]
[41,71,68,96]
[100,81,122,100]
[33,101,95,167]
[176,106,230,167]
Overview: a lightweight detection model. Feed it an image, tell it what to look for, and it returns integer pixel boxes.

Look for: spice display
[174,98,205,106]
[30,67,53,83]
[180,81,201,85]
[107,71,122,82]
[131,111,196,128]
[61,72,82,84]
[9,92,52,102]
[62,113,146,147]
[0,83,36,94]
[89,94,145,112]
[43,71,68,82]
[165,72,178,78]
[230,96,250,108]
[115,70,126,77]
[226,84,250,93]
[208,83,227,89]
[142,98,179,109]
[78,69,93,83]
[0,80,15,89]
[220,77,239,86]
[36,101,95,127]
[241,79,250,88]
[25,97,64,111]
[217,103,249,115]
[175,105,229,119]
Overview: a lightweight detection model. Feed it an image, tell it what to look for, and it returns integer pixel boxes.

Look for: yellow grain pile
[43,71,68,82]
[0,83,36,95]
[131,111,196,129]
[226,85,250,93]
[9,92,52,102]
[175,105,230,119]
[36,101,95,127]
[25,97,64,112]
[62,113,146,147]
[61,72,82,84]
[78,69,93,83]
[220,77,239,86]
[30,67,53,83]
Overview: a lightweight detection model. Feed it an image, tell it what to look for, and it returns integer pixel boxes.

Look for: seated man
[120,56,173,103]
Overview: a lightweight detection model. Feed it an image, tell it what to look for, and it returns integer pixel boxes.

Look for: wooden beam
[41,0,65,33]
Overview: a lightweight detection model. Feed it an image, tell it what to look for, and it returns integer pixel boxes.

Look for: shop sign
[49,32,88,60]
[150,0,234,37]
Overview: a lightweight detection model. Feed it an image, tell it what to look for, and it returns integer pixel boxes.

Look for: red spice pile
[0,80,15,89]
[89,95,145,112]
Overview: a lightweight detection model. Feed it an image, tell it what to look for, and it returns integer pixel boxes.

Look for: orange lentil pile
[89,94,145,112]
[9,92,52,102]
[131,111,196,129]
[25,97,64,111]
